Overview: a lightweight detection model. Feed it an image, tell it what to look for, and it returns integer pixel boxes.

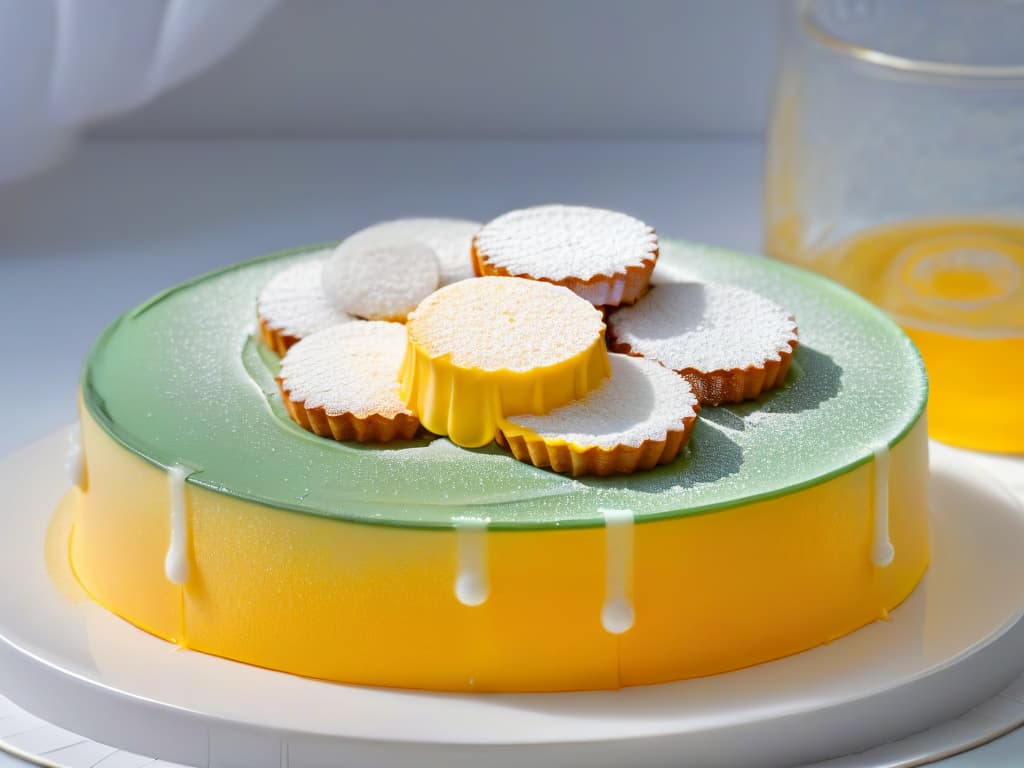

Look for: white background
[90,0,784,140]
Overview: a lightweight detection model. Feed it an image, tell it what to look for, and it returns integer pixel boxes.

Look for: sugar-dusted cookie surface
[472,204,658,306]
[340,217,482,286]
[607,282,798,405]
[401,276,609,447]
[497,354,699,476]
[277,321,419,442]
[256,254,352,355]
[322,240,440,322]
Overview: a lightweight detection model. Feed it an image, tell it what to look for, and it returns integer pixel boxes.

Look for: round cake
[69,237,929,692]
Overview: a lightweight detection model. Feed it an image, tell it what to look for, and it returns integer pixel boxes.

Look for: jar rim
[800,0,1024,80]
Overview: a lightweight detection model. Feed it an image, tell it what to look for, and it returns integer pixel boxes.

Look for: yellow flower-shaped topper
[401,276,610,447]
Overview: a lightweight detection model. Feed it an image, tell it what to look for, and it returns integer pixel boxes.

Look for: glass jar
[765,0,1024,452]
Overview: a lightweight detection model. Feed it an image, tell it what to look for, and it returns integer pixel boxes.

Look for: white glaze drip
[66,424,85,490]
[165,465,191,585]
[872,444,895,568]
[454,517,490,607]
[601,508,635,634]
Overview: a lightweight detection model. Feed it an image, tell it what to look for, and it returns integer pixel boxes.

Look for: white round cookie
[340,217,482,286]
[505,354,698,450]
[279,322,413,420]
[607,282,797,375]
[257,253,352,343]
[322,240,440,322]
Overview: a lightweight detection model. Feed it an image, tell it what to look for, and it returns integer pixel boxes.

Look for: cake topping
[280,322,412,419]
[608,282,798,405]
[322,240,440,322]
[474,205,657,282]
[256,255,352,354]
[339,217,482,286]
[401,276,610,447]
[496,354,699,475]
[472,204,658,305]
[609,283,797,373]
[406,276,605,371]
[278,322,419,442]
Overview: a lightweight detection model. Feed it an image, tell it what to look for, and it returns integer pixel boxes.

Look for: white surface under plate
[2,430,1024,768]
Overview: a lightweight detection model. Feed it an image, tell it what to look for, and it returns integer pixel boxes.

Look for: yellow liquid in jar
[769,218,1024,453]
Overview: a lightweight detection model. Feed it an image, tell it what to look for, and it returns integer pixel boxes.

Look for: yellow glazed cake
[66,224,930,693]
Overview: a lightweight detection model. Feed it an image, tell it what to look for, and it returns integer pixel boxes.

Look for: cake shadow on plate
[571,421,743,494]
[577,344,842,494]
[699,345,843,433]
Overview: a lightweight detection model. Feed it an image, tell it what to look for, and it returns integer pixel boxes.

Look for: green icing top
[82,240,927,530]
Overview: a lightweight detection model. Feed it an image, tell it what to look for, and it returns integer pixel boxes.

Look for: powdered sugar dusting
[609,282,798,373]
[322,240,439,321]
[257,254,353,339]
[474,205,657,282]
[506,354,698,449]
[279,322,413,419]
[340,218,482,285]
[407,276,605,371]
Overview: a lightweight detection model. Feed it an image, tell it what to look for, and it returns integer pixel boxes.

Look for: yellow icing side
[398,332,611,448]
[70,406,930,692]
